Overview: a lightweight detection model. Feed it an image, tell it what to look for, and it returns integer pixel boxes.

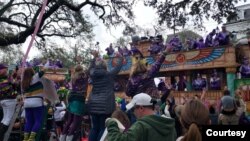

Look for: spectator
[100,109,130,141]
[106,93,176,141]
[88,50,124,141]
[177,99,210,141]
[0,64,19,140]
[21,68,46,141]
[54,100,66,137]
[126,50,169,99]
[218,90,239,125]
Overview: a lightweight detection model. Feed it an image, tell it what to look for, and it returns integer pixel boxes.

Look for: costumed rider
[22,66,58,141]
[210,69,221,90]
[60,65,88,141]
[239,56,250,78]
[0,64,20,140]
[192,73,207,91]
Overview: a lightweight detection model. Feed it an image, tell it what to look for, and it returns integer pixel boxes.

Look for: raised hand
[90,50,99,58]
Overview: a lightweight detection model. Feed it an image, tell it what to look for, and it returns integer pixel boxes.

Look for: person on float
[239,56,250,78]
[192,73,207,91]
[210,69,221,90]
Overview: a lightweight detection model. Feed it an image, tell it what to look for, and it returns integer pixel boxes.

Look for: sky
[22,0,250,60]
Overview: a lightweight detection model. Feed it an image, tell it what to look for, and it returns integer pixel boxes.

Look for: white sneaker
[66,135,74,141]
[59,134,66,141]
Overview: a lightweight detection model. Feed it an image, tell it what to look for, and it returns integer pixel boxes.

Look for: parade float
[105,36,250,114]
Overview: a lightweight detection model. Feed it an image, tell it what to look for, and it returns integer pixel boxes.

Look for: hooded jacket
[107,115,176,141]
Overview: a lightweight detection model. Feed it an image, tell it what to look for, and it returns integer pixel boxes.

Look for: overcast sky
[22,0,250,60]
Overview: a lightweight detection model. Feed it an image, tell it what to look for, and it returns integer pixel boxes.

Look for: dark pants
[88,114,110,141]
[62,112,82,135]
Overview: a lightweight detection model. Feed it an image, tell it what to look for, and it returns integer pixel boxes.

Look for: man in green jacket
[106,93,176,141]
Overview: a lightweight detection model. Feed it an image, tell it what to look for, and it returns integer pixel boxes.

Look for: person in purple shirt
[60,65,88,141]
[210,69,221,90]
[126,50,169,99]
[205,29,216,47]
[105,43,115,56]
[215,25,231,46]
[239,56,250,78]
[170,36,183,52]
[192,73,207,91]
[197,37,206,49]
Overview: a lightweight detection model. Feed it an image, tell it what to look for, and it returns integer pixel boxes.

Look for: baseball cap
[126,93,153,111]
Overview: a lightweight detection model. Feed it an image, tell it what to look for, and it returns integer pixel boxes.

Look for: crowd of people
[0,25,249,141]
[105,25,233,57]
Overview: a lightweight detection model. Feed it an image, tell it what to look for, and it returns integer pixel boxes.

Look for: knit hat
[221,95,236,112]
[126,93,153,111]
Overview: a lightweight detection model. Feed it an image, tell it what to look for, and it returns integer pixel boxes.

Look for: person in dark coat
[88,50,124,141]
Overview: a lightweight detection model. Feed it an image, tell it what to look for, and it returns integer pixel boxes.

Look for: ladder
[3,103,22,141]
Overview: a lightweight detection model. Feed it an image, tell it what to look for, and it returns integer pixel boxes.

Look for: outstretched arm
[109,56,124,75]
[87,50,99,74]
[147,52,167,79]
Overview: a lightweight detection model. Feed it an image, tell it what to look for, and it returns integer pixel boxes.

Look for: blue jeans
[88,114,110,141]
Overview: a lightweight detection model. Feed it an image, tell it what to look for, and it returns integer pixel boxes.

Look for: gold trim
[25,89,44,97]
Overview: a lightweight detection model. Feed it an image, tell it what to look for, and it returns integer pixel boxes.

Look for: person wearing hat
[218,90,239,125]
[0,64,19,140]
[105,93,176,141]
